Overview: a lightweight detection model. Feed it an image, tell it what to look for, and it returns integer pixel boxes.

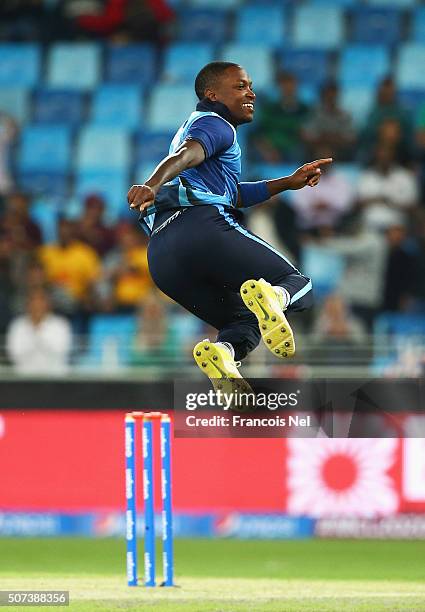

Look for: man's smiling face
[204,65,255,125]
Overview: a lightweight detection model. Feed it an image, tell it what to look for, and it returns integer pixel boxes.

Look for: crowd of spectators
[0,2,424,374]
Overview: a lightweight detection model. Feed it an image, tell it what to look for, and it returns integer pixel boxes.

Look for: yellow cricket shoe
[193,340,254,411]
[240,278,295,358]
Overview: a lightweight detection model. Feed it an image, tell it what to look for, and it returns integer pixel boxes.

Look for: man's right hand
[127,184,157,213]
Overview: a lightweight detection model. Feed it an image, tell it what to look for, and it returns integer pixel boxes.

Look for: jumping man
[127,62,332,388]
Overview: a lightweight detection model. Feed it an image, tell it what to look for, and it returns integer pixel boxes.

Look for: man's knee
[217,322,261,361]
[287,277,313,312]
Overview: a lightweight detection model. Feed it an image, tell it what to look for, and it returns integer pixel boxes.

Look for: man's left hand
[288,158,333,190]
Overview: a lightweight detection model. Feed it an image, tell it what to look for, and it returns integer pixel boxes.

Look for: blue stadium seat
[178,9,228,43]
[373,313,425,370]
[396,44,425,89]
[81,314,137,367]
[338,45,390,88]
[293,6,344,49]
[411,7,425,43]
[17,171,69,199]
[18,125,72,172]
[308,0,355,5]
[301,245,344,298]
[135,131,174,167]
[0,44,40,86]
[0,88,29,123]
[47,43,101,90]
[340,86,375,127]
[76,127,131,171]
[278,49,330,86]
[235,5,286,45]
[162,43,214,84]
[33,90,85,125]
[221,45,273,91]
[147,85,196,131]
[75,170,129,223]
[91,84,143,129]
[368,0,415,6]
[187,0,242,7]
[398,89,425,119]
[106,44,156,87]
[350,8,402,45]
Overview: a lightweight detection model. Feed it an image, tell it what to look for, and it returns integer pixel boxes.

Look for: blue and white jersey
[140,107,241,235]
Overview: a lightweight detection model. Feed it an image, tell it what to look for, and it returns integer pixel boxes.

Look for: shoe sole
[193,341,254,404]
[240,279,295,358]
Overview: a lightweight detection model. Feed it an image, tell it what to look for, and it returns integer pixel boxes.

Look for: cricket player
[128,62,332,387]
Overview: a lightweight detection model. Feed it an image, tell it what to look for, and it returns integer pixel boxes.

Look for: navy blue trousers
[147,206,313,361]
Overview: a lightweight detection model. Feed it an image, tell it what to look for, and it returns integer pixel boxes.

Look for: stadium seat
[308,0,356,5]
[338,45,390,88]
[396,43,425,89]
[17,171,69,199]
[221,45,273,91]
[0,87,29,123]
[0,44,40,87]
[32,90,85,125]
[411,7,425,43]
[350,8,402,46]
[187,0,242,7]
[340,86,375,127]
[75,170,129,224]
[106,44,156,87]
[81,314,137,367]
[76,127,131,172]
[235,5,286,46]
[368,0,415,6]
[301,244,344,298]
[18,125,72,172]
[162,43,214,84]
[293,6,345,49]
[278,49,330,87]
[147,85,196,131]
[398,89,425,119]
[178,8,228,43]
[91,84,143,129]
[135,131,174,167]
[47,43,101,90]
[373,313,425,369]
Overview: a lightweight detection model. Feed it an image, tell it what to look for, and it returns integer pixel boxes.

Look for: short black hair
[194,61,240,100]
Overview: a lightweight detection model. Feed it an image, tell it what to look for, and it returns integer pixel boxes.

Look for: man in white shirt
[6,288,72,375]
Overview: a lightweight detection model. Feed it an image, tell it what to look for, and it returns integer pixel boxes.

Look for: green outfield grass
[0,538,424,611]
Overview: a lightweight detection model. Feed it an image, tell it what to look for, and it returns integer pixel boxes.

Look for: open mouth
[242,103,254,111]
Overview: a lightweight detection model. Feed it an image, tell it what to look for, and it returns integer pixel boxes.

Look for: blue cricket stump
[125,415,137,586]
[125,412,174,587]
[161,416,174,587]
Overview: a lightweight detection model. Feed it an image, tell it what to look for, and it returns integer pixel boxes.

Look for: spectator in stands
[38,218,101,315]
[97,223,153,312]
[0,232,14,336]
[0,112,17,197]
[357,143,419,233]
[383,221,424,313]
[6,287,72,374]
[360,77,413,164]
[415,102,425,199]
[1,191,42,251]
[303,80,356,161]
[251,71,310,163]
[76,194,115,256]
[288,146,355,236]
[311,293,366,363]
[318,221,388,328]
[130,290,179,366]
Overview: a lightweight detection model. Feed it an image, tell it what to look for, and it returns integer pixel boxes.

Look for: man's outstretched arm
[127,140,205,213]
[238,158,333,208]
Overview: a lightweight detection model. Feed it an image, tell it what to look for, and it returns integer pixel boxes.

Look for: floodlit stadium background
[0,0,424,541]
